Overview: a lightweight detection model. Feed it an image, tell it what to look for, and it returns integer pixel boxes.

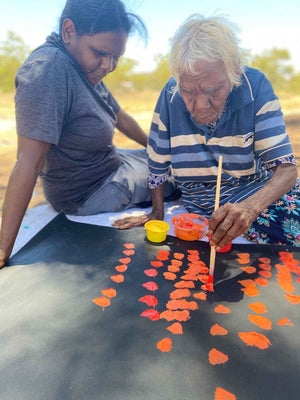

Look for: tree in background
[0,31,31,92]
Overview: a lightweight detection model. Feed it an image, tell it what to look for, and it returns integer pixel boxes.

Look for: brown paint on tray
[101,288,117,298]
[238,332,271,349]
[248,302,267,314]
[174,252,185,260]
[123,243,135,249]
[193,292,207,300]
[255,277,269,287]
[248,315,272,330]
[209,348,229,365]
[174,281,195,289]
[115,264,128,273]
[142,281,159,291]
[163,272,177,281]
[215,304,231,314]
[151,261,164,268]
[171,259,183,267]
[168,265,180,273]
[110,274,124,283]
[259,270,272,278]
[276,264,295,293]
[167,322,183,335]
[278,317,294,326]
[285,294,300,304]
[157,337,172,352]
[118,257,131,264]
[166,299,198,310]
[160,310,190,321]
[241,266,256,274]
[144,268,158,277]
[139,295,158,307]
[215,387,236,400]
[210,324,228,336]
[123,249,135,256]
[93,296,111,309]
[170,289,191,299]
[140,309,160,321]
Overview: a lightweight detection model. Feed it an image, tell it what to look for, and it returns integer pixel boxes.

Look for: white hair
[169,14,244,87]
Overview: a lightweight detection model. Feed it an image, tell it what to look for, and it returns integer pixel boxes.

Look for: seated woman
[114,14,300,249]
[0,0,177,268]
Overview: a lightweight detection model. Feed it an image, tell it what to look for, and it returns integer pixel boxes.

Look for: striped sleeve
[254,75,294,163]
[147,84,172,177]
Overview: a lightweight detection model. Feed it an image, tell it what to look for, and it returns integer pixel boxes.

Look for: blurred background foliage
[1,30,300,95]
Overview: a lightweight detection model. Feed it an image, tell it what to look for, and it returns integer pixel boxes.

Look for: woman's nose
[194,93,211,111]
[100,55,114,72]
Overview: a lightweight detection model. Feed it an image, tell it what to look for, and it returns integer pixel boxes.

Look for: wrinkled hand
[207,202,258,249]
[112,210,163,230]
[0,248,8,270]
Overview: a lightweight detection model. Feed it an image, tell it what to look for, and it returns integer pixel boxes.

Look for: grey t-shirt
[15,32,122,213]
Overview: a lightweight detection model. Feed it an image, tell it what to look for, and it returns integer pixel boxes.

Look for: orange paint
[174,252,185,260]
[186,264,208,275]
[241,266,256,274]
[210,324,228,336]
[278,317,294,326]
[163,272,177,281]
[157,337,172,352]
[115,264,128,272]
[259,263,272,271]
[238,331,271,349]
[238,279,255,288]
[237,253,250,259]
[118,257,131,264]
[181,274,198,281]
[174,281,195,289]
[285,294,300,304]
[170,289,191,299]
[215,387,236,400]
[110,274,124,283]
[123,249,135,256]
[255,277,269,287]
[101,288,116,298]
[209,348,229,365]
[259,270,272,278]
[248,302,267,314]
[187,255,199,262]
[151,261,164,268]
[167,322,183,335]
[242,286,260,297]
[187,249,199,255]
[168,265,180,273]
[201,282,214,292]
[276,264,295,293]
[138,295,158,307]
[193,292,207,300]
[258,257,271,264]
[166,299,198,310]
[144,268,158,277]
[93,296,111,309]
[142,281,159,291]
[156,254,169,261]
[248,315,272,330]
[296,277,300,283]
[171,259,182,267]
[237,258,250,264]
[140,309,160,321]
[198,274,209,283]
[160,310,190,322]
[123,243,135,249]
[215,304,231,314]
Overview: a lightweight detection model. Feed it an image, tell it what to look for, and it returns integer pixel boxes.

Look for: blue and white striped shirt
[147,67,295,217]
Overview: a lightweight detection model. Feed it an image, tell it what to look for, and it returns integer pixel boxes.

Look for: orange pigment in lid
[157,337,172,352]
[110,274,124,283]
[174,252,185,260]
[151,261,164,268]
[215,304,231,314]
[163,272,177,281]
[166,299,198,310]
[138,295,158,307]
[193,292,207,300]
[278,317,294,326]
[241,266,256,274]
[248,302,267,314]
[118,257,131,264]
[238,331,271,349]
[144,268,158,277]
[209,348,229,365]
[123,243,135,249]
[123,249,135,256]
[285,293,300,304]
[215,387,236,400]
[167,322,183,335]
[170,289,191,299]
[210,324,228,336]
[174,281,195,288]
[248,315,272,330]
[93,296,111,309]
[140,309,160,321]
[160,310,190,322]
[142,281,159,291]
[115,264,128,272]
[101,288,116,298]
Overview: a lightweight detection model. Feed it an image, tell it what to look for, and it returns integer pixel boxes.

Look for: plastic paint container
[171,213,208,241]
[145,220,170,243]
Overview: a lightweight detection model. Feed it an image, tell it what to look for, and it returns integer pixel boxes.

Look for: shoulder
[241,66,274,97]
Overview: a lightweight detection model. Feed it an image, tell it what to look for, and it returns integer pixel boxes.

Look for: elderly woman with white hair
[114,15,300,248]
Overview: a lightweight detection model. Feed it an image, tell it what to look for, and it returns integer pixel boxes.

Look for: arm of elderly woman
[208,163,298,250]
[112,182,165,229]
[116,109,148,147]
[0,137,51,269]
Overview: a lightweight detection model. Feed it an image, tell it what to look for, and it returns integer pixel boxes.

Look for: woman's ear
[61,18,76,45]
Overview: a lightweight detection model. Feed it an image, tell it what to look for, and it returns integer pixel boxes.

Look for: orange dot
[238,331,271,349]
[101,288,117,298]
[170,289,191,299]
[160,310,190,322]
[166,299,198,310]
[248,315,272,330]
[115,264,127,272]
[215,387,236,400]
[123,243,135,249]
[144,268,158,277]
[255,277,269,287]
[259,270,272,278]
[157,337,172,352]
[138,295,158,307]
[215,304,231,314]
[241,266,256,274]
[285,294,300,304]
[151,261,164,268]
[167,322,183,335]
[123,249,135,256]
[118,257,131,264]
[248,302,267,314]
[171,259,182,267]
[193,292,207,300]
[210,324,228,336]
[209,348,229,365]
[168,265,180,273]
[278,317,293,326]
[93,296,111,308]
[140,309,160,321]
[163,272,177,281]
[110,274,124,283]
[174,252,184,260]
[174,281,195,289]
[142,281,159,291]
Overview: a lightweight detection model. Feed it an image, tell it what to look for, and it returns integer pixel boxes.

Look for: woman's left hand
[207,202,258,249]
